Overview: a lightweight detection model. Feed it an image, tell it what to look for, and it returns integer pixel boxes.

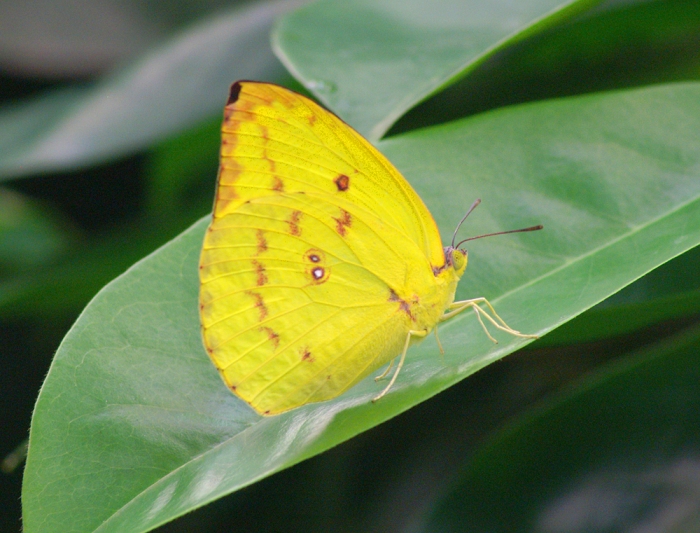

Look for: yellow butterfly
[199,81,540,415]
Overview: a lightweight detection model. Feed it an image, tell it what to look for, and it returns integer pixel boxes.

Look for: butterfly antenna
[455,225,543,249]
[451,199,481,248]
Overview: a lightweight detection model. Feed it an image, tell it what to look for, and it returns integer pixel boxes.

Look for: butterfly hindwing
[201,191,428,414]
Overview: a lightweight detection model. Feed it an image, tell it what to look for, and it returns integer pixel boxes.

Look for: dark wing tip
[227,81,244,106]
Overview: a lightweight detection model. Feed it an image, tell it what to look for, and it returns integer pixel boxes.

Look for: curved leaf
[23,83,700,532]
[393,0,700,134]
[539,244,700,346]
[0,0,239,77]
[0,0,303,180]
[273,0,603,139]
[421,323,700,532]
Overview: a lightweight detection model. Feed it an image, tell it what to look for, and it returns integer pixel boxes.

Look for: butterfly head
[444,246,468,278]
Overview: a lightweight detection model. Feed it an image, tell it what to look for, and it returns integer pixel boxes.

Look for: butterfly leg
[441,298,538,341]
[440,300,496,342]
[373,329,428,402]
[434,325,445,355]
[374,358,395,382]
[451,298,514,331]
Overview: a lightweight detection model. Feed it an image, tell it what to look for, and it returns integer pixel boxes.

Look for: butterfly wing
[214,81,446,269]
[201,191,431,414]
[200,82,447,415]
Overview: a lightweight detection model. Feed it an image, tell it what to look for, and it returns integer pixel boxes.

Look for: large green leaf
[393,0,700,134]
[539,244,700,346]
[22,83,700,532]
[0,0,241,77]
[273,0,603,139]
[0,0,298,180]
[421,323,700,532]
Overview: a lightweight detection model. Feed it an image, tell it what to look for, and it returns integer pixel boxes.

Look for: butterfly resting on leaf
[199,81,541,416]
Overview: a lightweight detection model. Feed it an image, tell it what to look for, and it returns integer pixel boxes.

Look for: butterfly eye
[452,249,468,273]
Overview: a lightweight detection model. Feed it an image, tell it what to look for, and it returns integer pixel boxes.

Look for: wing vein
[268,311,400,408]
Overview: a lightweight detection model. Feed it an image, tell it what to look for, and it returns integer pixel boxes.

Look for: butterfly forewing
[216,82,445,267]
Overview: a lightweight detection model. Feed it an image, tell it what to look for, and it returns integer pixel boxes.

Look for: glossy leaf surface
[422,324,700,532]
[23,83,700,532]
[274,0,603,139]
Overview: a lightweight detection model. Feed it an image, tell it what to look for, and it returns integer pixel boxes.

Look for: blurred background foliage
[2,0,700,531]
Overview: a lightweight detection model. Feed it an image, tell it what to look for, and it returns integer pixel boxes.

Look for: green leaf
[393,0,700,133]
[23,83,700,533]
[0,118,220,321]
[273,0,604,139]
[539,245,700,346]
[0,222,193,321]
[0,0,238,77]
[0,0,296,180]
[420,323,700,532]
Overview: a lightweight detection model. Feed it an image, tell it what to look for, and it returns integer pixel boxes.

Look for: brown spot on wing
[246,290,268,321]
[308,114,317,126]
[311,267,325,282]
[389,289,415,321]
[300,346,314,363]
[333,209,352,237]
[255,229,268,255]
[272,176,284,191]
[432,264,446,276]
[252,260,268,286]
[334,174,350,191]
[219,157,242,180]
[260,327,280,349]
[288,210,302,236]
[305,249,324,263]
[304,249,329,285]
